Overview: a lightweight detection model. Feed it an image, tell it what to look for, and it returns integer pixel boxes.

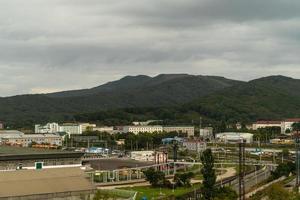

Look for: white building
[252,121,281,130]
[215,132,253,144]
[123,125,163,134]
[80,123,96,132]
[163,126,195,137]
[199,127,214,140]
[183,140,207,153]
[0,130,25,144]
[92,126,114,133]
[281,118,300,134]
[59,123,83,135]
[35,123,60,134]
[130,151,155,161]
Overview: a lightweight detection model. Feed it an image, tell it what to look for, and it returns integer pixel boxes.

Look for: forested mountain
[74,75,300,126]
[2,74,300,128]
[0,74,241,127]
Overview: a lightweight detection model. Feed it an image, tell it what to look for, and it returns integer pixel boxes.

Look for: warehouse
[215,132,253,144]
[0,152,84,171]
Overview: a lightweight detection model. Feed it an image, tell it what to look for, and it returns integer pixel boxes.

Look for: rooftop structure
[215,132,253,144]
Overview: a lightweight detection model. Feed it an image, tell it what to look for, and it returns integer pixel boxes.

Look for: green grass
[121,184,201,200]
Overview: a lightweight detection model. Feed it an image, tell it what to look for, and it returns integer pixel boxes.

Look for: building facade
[281,118,300,134]
[123,125,163,134]
[59,123,83,135]
[163,126,195,137]
[199,127,214,140]
[92,126,114,133]
[183,139,207,153]
[1,132,62,147]
[215,132,253,144]
[35,123,60,134]
[252,121,282,130]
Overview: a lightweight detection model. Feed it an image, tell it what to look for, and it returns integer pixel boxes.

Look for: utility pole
[295,131,300,192]
[239,139,246,200]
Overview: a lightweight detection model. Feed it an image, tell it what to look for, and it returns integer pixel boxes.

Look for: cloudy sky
[1,0,300,96]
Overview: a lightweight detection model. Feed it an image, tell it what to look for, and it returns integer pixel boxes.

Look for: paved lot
[0,167,94,198]
[89,158,153,170]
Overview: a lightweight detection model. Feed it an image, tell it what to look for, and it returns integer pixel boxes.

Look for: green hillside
[0,74,240,127]
[74,75,300,127]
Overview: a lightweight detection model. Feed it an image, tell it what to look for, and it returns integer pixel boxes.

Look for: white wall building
[35,123,60,134]
[281,118,300,134]
[123,125,163,134]
[199,127,214,140]
[183,140,207,153]
[252,121,281,130]
[130,151,155,161]
[59,123,83,135]
[80,123,96,132]
[215,132,253,144]
[163,126,195,137]
[92,126,114,133]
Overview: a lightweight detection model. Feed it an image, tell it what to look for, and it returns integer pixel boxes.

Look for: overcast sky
[1,0,300,96]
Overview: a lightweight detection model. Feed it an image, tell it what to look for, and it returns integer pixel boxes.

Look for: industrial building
[0,152,84,171]
[215,132,254,144]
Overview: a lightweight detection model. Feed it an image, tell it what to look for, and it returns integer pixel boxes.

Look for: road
[98,167,236,189]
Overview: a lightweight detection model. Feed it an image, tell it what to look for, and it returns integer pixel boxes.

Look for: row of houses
[252,118,300,133]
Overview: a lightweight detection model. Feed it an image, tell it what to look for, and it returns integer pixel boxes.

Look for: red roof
[255,121,281,124]
[284,118,300,122]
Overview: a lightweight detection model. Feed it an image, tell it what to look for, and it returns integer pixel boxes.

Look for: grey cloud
[0,0,300,96]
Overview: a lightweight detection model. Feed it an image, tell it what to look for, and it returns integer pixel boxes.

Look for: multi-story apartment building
[163,126,195,137]
[123,125,163,134]
[35,123,60,134]
[35,122,84,135]
[252,121,281,130]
